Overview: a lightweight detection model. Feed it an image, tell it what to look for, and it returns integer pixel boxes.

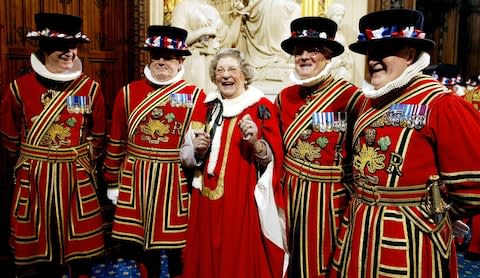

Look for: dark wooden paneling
[368,0,415,12]
[0,1,136,272]
[0,0,132,118]
[461,3,480,78]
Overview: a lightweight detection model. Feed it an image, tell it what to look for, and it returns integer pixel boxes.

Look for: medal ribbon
[127,80,187,140]
[283,77,352,151]
[26,74,89,146]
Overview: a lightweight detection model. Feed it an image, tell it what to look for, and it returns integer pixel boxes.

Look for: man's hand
[453,220,471,239]
[107,188,119,205]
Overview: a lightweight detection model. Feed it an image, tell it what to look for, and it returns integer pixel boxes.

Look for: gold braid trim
[201,117,238,200]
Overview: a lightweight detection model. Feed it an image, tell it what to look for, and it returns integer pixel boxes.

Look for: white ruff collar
[31,53,82,82]
[363,52,431,99]
[205,86,264,117]
[289,61,334,87]
[144,64,185,85]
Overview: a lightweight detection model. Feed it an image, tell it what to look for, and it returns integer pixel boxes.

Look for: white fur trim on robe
[192,168,203,190]
[205,86,264,175]
[254,159,289,277]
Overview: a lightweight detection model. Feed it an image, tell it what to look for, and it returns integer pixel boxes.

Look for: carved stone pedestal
[252,62,294,101]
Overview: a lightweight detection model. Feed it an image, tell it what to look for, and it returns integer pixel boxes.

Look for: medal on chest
[66,95,92,114]
[312,111,347,132]
[373,103,428,129]
[170,93,193,108]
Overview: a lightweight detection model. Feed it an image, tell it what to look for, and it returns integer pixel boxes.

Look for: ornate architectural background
[152,0,480,91]
[153,0,367,97]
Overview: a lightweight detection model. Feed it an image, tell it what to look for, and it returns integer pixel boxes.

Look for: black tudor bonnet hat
[27,13,89,43]
[143,25,191,56]
[281,16,344,57]
[349,9,435,55]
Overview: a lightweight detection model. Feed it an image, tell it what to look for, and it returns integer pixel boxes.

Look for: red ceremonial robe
[465,215,480,256]
[181,87,287,278]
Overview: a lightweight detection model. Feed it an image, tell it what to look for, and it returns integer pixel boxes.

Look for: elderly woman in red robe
[180,48,287,278]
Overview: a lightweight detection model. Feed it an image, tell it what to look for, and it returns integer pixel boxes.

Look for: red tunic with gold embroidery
[103,79,205,250]
[275,75,363,278]
[0,72,106,265]
[330,75,480,278]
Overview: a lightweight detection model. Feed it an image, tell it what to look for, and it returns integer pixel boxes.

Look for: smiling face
[149,50,184,82]
[293,45,332,80]
[214,56,245,99]
[43,41,79,73]
[366,43,417,89]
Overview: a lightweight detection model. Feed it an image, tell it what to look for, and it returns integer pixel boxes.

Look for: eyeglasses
[215,66,240,75]
[150,51,178,61]
[366,44,409,60]
[42,41,79,53]
[292,47,322,56]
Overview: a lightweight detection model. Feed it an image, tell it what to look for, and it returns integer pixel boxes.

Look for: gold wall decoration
[301,0,333,16]
[164,0,182,25]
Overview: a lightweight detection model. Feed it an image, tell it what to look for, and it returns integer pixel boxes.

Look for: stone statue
[229,0,301,69]
[171,0,301,97]
[326,2,354,82]
[171,0,228,93]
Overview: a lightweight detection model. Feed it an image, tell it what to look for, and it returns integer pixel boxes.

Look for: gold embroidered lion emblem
[353,144,386,176]
[291,140,321,162]
[140,118,170,137]
[41,123,71,146]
